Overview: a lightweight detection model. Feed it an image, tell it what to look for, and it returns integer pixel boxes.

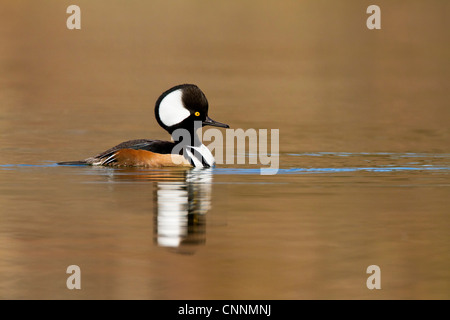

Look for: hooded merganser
[58,84,229,168]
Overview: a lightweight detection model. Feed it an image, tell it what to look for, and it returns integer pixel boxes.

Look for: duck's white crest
[158,89,190,127]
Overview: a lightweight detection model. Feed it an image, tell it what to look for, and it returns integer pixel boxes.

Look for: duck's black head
[154,84,229,136]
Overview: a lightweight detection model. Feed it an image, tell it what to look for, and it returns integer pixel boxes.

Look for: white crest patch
[158,89,191,127]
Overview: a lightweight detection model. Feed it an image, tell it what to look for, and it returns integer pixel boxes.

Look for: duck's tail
[57,160,89,166]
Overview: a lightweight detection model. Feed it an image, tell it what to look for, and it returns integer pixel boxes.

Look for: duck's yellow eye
[194,112,200,116]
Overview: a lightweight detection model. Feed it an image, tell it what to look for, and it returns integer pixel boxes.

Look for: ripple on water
[0,153,449,176]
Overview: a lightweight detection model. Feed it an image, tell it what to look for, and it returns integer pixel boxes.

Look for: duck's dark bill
[203,116,229,128]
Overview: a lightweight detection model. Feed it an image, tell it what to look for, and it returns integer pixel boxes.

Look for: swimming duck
[58,84,229,168]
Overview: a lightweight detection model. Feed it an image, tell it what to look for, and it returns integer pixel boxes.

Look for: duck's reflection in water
[154,169,212,254]
[102,167,212,254]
